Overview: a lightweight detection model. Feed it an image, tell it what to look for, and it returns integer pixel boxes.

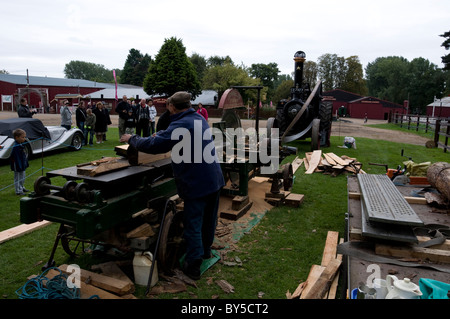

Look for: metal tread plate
[360,201,418,243]
[357,174,423,226]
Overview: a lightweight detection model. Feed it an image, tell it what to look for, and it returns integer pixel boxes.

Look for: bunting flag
[113,70,118,101]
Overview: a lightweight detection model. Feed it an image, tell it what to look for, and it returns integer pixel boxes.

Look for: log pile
[286,231,343,299]
[303,151,365,177]
[427,162,450,202]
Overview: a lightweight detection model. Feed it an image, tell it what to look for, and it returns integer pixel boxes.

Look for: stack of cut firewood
[303,150,366,177]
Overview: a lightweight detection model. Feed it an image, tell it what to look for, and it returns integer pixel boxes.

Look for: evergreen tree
[121,48,151,86]
[440,30,450,70]
[143,37,201,98]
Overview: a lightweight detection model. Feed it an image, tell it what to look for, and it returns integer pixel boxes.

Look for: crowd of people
[17,95,210,146]
[73,100,112,145]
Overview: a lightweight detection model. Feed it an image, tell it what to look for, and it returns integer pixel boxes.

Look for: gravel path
[0,111,431,146]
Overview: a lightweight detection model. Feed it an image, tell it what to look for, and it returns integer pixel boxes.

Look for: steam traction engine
[267,51,333,150]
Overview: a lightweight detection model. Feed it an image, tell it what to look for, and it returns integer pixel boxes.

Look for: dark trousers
[136,119,150,137]
[85,129,95,145]
[183,190,221,263]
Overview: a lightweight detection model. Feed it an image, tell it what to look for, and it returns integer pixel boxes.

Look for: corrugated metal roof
[85,87,151,99]
[0,73,114,88]
[427,96,450,108]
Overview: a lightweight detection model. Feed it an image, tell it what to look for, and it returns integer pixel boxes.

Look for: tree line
[63,31,450,114]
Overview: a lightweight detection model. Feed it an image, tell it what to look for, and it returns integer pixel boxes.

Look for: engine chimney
[293,51,306,99]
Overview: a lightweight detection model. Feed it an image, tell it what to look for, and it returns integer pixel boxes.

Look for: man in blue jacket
[120,91,225,280]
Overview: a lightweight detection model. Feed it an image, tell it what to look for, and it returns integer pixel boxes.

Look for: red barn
[323,89,406,120]
[426,96,450,118]
[0,74,112,113]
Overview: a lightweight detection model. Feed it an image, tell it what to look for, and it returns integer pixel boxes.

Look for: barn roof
[0,73,113,88]
[323,89,404,109]
[349,96,403,109]
[85,87,151,100]
[427,96,450,108]
[323,89,363,102]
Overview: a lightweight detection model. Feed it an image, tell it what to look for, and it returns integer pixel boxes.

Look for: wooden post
[445,120,450,153]
[434,119,441,147]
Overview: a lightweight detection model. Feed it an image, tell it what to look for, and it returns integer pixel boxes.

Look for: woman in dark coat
[93,102,108,143]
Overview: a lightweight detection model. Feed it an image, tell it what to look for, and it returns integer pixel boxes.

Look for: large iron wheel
[60,225,91,258]
[311,118,321,151]
[157,209,185,273]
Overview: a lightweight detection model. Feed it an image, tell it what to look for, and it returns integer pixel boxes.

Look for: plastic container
[133,251,158,287]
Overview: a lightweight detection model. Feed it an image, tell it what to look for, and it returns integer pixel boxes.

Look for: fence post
[434,119,441,148]
[445,119,450,153]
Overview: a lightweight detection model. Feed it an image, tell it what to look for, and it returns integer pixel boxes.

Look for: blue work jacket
[128,108,224,199]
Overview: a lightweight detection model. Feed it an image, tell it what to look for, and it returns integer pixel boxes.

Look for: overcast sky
[1,0,449,80]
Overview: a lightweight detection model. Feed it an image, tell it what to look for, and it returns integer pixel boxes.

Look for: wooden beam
[301,258,342,299]
[321,231,339,267]
[41,269,123,299]
[59,264,135,296]
[0,221,52,244]
[300,265,325,299]
[375,244,450,264]
[305,150,322,174]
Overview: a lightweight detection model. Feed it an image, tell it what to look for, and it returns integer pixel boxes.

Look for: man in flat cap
[120,91,224,280]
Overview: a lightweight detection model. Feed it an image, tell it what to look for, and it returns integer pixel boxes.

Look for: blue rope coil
[15,267,99,299]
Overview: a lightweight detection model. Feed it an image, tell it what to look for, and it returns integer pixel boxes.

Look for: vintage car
[0,118,84,160]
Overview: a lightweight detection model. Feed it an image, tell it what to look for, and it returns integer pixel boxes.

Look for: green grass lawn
[0,127,448,299]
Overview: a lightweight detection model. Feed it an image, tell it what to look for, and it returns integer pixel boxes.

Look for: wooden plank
[291,156,304,173]
[0,221,52,244]
[321,231,339,267]
[43,269,123,299]
[115,145,171,165]
[327,238,344,299]
[323,153,337,166]
[284,193,304,208]
[91,261,134,286]
[305,150,322,174]
[136,151,171,165]
[126,223,155,239]
[325,153,351,166]
[252,176,269,183]
[300,265,325,299]
[220,201,253,220]
[303,157,309,171]
[59,264,135,296]
[375,244,450,264]
[265,190,289,199]
[77,158,130,176]
[301,258,342,299]
[290,281,307,299]
[232,195,249,211]
[417,236,450,250]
